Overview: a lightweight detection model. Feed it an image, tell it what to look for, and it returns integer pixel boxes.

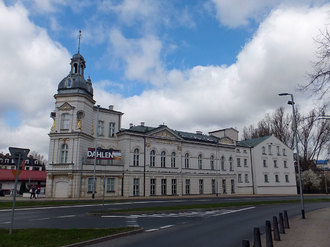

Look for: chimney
[129,123,133,128]
[109,105,114,110]
[141,122,145,127]
[196,131,203,135]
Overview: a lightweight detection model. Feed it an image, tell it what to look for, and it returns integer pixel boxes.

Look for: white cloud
[109,29,167,85]
[95,4,330,135]
[0,1,70,157]
[211,0,327,28]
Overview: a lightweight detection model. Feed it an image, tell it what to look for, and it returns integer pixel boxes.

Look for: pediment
[149,129,182,141]
[219,137,235,145]
[58,102,75,111]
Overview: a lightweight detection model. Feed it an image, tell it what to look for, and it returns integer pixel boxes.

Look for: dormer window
[66,78,72,88]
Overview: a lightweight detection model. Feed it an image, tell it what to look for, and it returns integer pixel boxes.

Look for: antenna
[78,30,82,54]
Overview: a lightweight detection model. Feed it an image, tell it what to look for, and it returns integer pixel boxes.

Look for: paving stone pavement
[260,207,330,247]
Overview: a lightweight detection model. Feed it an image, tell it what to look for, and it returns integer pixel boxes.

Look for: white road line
[101,215,126,218]
[0,221,10,224]
[57,215,76,218]
[145,229,158,232]
[32,217,50,221]
[160,225,174,229]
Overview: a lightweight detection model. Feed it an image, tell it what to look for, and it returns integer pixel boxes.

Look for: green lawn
[0,228,138,247]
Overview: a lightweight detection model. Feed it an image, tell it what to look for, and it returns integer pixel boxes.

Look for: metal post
[265,220,273,247]
[273,216,281,241]
[289,94,305,219]
[9,147,29,235]
[92,105,100,199]
[324,165,328,194]
[279,212,285,234]
[279,93,305,219]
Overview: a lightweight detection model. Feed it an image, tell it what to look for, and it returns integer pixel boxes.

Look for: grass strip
[0,227,137,247]
[92,198,330,215]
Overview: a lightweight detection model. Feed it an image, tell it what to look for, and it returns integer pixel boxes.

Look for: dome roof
[57,53,93,98]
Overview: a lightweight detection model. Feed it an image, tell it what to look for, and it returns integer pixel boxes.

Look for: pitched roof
[0,170,46,181]
[237,135,271,148]
[120,125,220,144]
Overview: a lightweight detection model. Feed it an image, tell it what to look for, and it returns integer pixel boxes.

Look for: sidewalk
[266,207,330,247]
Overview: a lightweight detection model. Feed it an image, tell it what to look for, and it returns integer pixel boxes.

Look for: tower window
[61,113,70,130]
[60,144,68,163]
[73,63,78,74]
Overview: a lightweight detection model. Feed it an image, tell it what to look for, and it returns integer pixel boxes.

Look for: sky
[0,0,329,159]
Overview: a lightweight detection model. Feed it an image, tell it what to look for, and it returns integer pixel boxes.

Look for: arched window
[133,148,139,166]
[198,154,202,169]
[150,150,155,167]
[210,155,214,170]
[171,152,176,168]
[73,63,78,73]
[161,151,166,167]
[262,146,266,154]
[221,156,225,171]
[60,144,68,163]
[61,113,70,130]
[184,153,189,168]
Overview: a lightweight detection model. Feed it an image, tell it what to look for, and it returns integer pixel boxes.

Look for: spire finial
[78,30,82,54]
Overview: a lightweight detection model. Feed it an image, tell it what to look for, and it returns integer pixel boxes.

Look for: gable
[219,137,235,145]
[149,129,182,141]
[57,102,75,111]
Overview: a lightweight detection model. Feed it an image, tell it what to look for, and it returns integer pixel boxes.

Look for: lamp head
[278,93,289,96]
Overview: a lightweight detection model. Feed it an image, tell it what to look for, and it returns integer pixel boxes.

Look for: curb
[60,228,144,247]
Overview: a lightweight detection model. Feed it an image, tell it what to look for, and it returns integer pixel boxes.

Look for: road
[1,195,330,246]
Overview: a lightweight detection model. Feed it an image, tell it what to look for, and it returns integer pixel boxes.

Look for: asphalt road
[1,195,330,246]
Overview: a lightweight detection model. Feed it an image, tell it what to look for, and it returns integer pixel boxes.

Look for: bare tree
[302,27,330,99]
[242,106,329,171]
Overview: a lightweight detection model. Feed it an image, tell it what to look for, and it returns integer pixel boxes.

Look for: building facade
[46,52,297,198]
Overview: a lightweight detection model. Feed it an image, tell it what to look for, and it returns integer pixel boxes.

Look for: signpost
[8,147,29,234]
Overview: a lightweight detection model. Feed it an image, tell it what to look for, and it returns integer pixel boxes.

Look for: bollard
[273,216,281,241]
[242,239,250,247]
[253,227,262,247]
[279,212,285,234]
[284,210,290,229]
[265,220,273,247]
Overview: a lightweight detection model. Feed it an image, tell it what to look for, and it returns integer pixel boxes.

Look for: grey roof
[120,125,220,144]
[237,135,271,148]
[57,53,93,98]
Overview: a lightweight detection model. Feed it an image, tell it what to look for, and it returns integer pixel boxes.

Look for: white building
[46,52,297,198]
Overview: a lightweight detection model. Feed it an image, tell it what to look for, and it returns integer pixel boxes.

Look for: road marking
[57,215,75,218]
[160,225,174,229]
[145,228,158,232]
[101,215,126,218]
[33,217,50,221]
[0,221,10,224]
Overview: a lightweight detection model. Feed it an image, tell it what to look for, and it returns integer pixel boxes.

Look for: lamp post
[278,93,305,219]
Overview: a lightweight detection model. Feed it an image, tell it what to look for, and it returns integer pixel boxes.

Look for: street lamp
[278,93,305,219]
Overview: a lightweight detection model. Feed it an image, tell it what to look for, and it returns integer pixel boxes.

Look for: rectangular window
[185,179,190,195]
[263,160,267,168]
[222,179,226,194]
[277,146,280,156]
[275,174,279,183]
[106,178,115,192]
[285,174,289,183]
[231,179,235,194]
[238,174,242,183]
[284,160,288,168]
[268,145,272,155]
[150,178,156,196]
[244,174,249,183]
[212,179,216,194]
[87,177,95,193]
[283,148,286,156]
[133,178,139,196]
[97,120,104,136]
[161,179,167,195]
[171,179,177,195]
[109,122,115,137]
[274,160,278,168]
[199,179,203,194]
[264,174,269,183]
[61,113,70,130]
[244,159,248,167]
